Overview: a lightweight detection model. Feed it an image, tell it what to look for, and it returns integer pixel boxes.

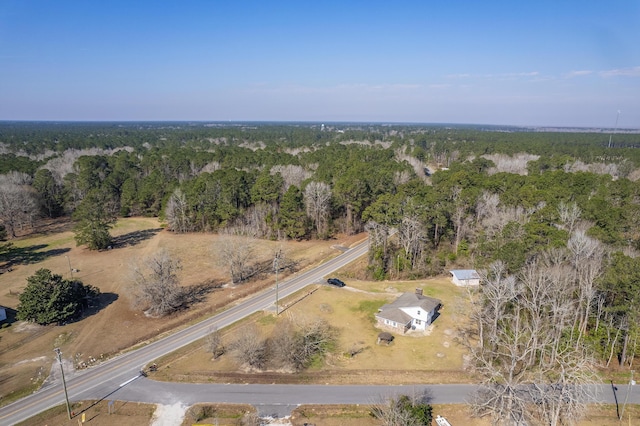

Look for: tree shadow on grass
[69,292,119,324]
[181,279,224,307]
[234,258,301,284]
[111,228,162,249]
[0,245,71,273]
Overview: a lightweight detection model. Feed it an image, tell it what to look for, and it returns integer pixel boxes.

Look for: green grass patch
[351,299,386,315]
[257,313,277,326]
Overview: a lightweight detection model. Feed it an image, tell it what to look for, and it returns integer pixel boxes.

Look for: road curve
[3,237,639,423]
[0,239,369,425]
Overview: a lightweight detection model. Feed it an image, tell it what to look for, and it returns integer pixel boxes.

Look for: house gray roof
[375,292,442,324]
[450,269,480,280]
[376,308,413,325]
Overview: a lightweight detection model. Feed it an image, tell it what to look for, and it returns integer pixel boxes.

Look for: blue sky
[1,0,639,127]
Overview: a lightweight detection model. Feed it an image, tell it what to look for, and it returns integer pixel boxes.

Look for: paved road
[119,380,478,418]
[0,239,370,425]
[3,237,639,423]
[114,380,640,418]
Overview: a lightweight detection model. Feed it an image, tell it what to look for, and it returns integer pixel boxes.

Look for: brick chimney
[415,288,423,296]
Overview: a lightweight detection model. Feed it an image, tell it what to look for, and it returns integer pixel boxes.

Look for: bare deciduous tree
[229,324,268,370]
[165,188,191,233]
[270,164,311,190]
[269,319,298,370]
[463,256,598,426]
[303,181,331,238]
[270,317,336,371]
[206,326,225,359]
[567,230,604,344]
[483,153,540,175]
[242,203,273,239]
[475,191,500,228]
[217,230,256,284]
[131,249,184,316]
[398,214,425,269]
[370,392,433,426]
[475,191,541,240]
[0,172,38,238]
[558,201,582,234]
[394,149,429,182]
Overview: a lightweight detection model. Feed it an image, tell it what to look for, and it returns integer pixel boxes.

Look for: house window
[417,310,421,315]
[415,319,421,325]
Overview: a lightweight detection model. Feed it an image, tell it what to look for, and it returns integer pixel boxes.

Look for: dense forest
[2,121,640,374]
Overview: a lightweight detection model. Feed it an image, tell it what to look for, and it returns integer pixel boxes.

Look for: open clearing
[4,217,639,424]
[0,217,361,404]
[153,276,472,385]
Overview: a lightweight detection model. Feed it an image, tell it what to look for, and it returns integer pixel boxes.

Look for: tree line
[2,123,640,374]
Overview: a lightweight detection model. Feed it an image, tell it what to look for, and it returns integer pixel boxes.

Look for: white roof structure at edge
[450,269,480,280]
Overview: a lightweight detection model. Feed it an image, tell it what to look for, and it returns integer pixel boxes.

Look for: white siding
[400,307,433,329]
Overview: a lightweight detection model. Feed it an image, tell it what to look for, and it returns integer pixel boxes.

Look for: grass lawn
[0,217,359,405]
[17,401,639,425]
[16,400,156,426]
[152,276,474,385]
[290,403,640,426]
[5,218,639,425]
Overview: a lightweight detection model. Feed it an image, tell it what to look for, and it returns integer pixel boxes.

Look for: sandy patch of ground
[151,402,188,426]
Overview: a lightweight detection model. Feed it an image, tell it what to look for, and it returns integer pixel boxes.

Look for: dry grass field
[3,217,640,425]
[15,400,156,426]
[152,274,473,385]
[289,404,640,426]
[19,401,639,426]
[0,217,359,404]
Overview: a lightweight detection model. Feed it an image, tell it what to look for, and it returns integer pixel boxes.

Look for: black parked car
[327,278,345,287]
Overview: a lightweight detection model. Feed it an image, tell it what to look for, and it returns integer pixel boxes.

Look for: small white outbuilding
[449,269,480,287]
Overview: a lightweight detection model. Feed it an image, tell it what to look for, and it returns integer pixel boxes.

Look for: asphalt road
[2,238,639,423]
[0,238,370,425]
[114,381,640,418]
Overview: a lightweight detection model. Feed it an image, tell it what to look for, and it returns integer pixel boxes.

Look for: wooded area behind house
[2,121,640,376]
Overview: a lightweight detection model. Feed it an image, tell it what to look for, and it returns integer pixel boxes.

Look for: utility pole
[273,248,282,315]
[53,347,72,419]
[608,110,621,148]
[65,255,73,279]
[620,369,635,420]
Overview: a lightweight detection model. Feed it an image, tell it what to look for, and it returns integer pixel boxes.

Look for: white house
[375,289,441,334]
[449,269,480,286]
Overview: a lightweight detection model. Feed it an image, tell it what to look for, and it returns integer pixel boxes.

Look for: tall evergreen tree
[73,189,118,250]
[17,268,100,325]
[279,185,308,239]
